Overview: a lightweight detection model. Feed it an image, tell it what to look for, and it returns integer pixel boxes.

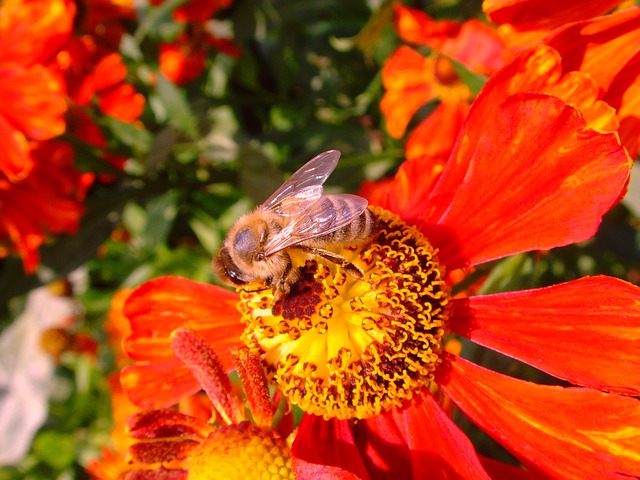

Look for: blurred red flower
[152,0,241,85]
[0,0,91,271]
[381,4,507,144]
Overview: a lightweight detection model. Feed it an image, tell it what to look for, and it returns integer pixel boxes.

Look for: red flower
[0,0,91,271]
[0,141,88,272]
[119,44,640,478]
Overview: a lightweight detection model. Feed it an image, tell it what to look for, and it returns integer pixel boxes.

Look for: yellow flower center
[239,207,450,420]
[188,421,293,480]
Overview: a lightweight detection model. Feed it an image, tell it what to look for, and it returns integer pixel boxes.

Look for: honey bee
[213,150,377,300]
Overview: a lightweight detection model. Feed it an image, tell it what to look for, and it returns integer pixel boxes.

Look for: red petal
[383,393,492,479]
[420,92,629,270]
[293,458,366,480]
[292,415,371,480]
[439,354,640,479]
[449,276,640,395]
[99,83,145,122]
[0,115,32,181]
[292,393,493,479]
[479,456,535,480]
[484,0,620,32]
[393,4,460,48]
[127,409,213,440]
[0,63,66,140]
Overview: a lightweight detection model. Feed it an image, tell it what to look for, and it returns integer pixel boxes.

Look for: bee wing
[262,150,341,209]
[263,193,368,256]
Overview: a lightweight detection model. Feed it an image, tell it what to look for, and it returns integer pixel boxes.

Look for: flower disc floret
[188,421,293,480]
[239,207,450,419]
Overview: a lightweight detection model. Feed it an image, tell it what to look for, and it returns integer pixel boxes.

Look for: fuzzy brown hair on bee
[213,150,377,301]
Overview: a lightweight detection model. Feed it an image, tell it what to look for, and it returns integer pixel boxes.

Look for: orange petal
[438,19,507,76]
[450,276,640,395]
[405,101,469,162]
[420,91,629,270]
[123,276,243,366]
[232,347,275,430]
[122,277,243,407]
[120,362,202,409]
[380,46,437,139]
[439,354,640,479]
[0,140,84,272]
[360,154,445,227]
[455,45,617,133]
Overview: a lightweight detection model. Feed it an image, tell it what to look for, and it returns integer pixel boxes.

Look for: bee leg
[297,247,364,279]
[272,254,297,302]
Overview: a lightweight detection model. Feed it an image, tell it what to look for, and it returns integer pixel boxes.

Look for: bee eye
[215,247,249,286]
[226,267,248,285]
[234,227,258,258]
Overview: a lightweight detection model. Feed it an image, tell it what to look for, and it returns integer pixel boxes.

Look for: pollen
[187,421,293,480]
[239,207,450,420]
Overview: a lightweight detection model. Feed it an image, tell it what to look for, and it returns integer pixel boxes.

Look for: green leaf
[142,190,179,251]
[32,432,75,470]
[102,117,153,154]
[153,75,198,136]
[133,0,186,43]
[189,211,222,256]
[123,190,179,254]
[448,55,487,96]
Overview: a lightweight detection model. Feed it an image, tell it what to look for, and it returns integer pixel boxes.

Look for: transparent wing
[263,194,368,256]
[262,150,341,209]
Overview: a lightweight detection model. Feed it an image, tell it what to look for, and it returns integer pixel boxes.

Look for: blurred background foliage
[1,0,640,478]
